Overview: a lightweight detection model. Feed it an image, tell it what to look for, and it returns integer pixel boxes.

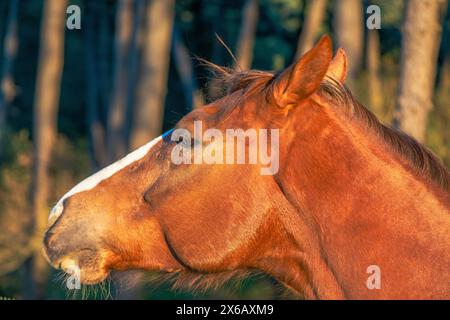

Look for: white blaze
[48,131,172,224]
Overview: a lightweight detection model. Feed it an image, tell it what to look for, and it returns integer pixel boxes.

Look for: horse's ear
[326,48,347,84]
[272,34,332,108]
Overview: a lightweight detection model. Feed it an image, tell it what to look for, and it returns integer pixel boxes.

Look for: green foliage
[0,130,32,298]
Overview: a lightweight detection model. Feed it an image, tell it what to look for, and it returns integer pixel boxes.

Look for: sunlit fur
[205,63,450,192]
[43,36,450,299]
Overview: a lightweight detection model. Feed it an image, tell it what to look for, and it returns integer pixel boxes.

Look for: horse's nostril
[43,230,56,249]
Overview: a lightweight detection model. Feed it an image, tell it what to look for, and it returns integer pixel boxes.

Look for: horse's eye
[174,136,188,145]
[174,136,199,148]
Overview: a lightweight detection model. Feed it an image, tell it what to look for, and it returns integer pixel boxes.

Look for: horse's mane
[204,61,450,192]
[319,79,450,192]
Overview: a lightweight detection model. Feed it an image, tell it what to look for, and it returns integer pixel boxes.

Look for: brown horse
[43,35,450,299]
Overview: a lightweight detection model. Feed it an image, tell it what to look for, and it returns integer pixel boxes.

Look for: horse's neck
[276,103,450,299]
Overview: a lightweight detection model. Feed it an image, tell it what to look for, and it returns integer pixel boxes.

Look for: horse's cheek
[162,210,245,270]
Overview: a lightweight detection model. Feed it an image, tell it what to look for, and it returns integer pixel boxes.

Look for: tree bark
[28,0,67,299]
[394,0,446,142]
[84,1,107,169]
[0,0,19,160]
[366,28,383,116]
[130,0,174,149]
[234,0,259,70]
[124,0,147,147]
[98,0,111,139]
[211,1,226,66]
[107,0,134,161]
[295,0,327,59]
[333,0,364,79]
[172,24,204,110]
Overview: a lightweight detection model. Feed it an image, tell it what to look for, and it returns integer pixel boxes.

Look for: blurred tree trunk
[28,0,67,299]
[98,0,111,143]
[172,24,204,110]
[130,0,174,149]
[234,0,259,70]
[211,1,226,66]
[333,0,363,79]
[295,0,327,59]
[84,1,107,169]
[208,1,227,101]
[366,29,383,116]
[438,4,450,90]
[394,0,446,142]
[0,0,19,160]
[125,0,146,147]
[107,0,134,161]
[441,52,450,90]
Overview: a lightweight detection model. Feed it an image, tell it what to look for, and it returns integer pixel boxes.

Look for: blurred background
[0,0,448,299]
